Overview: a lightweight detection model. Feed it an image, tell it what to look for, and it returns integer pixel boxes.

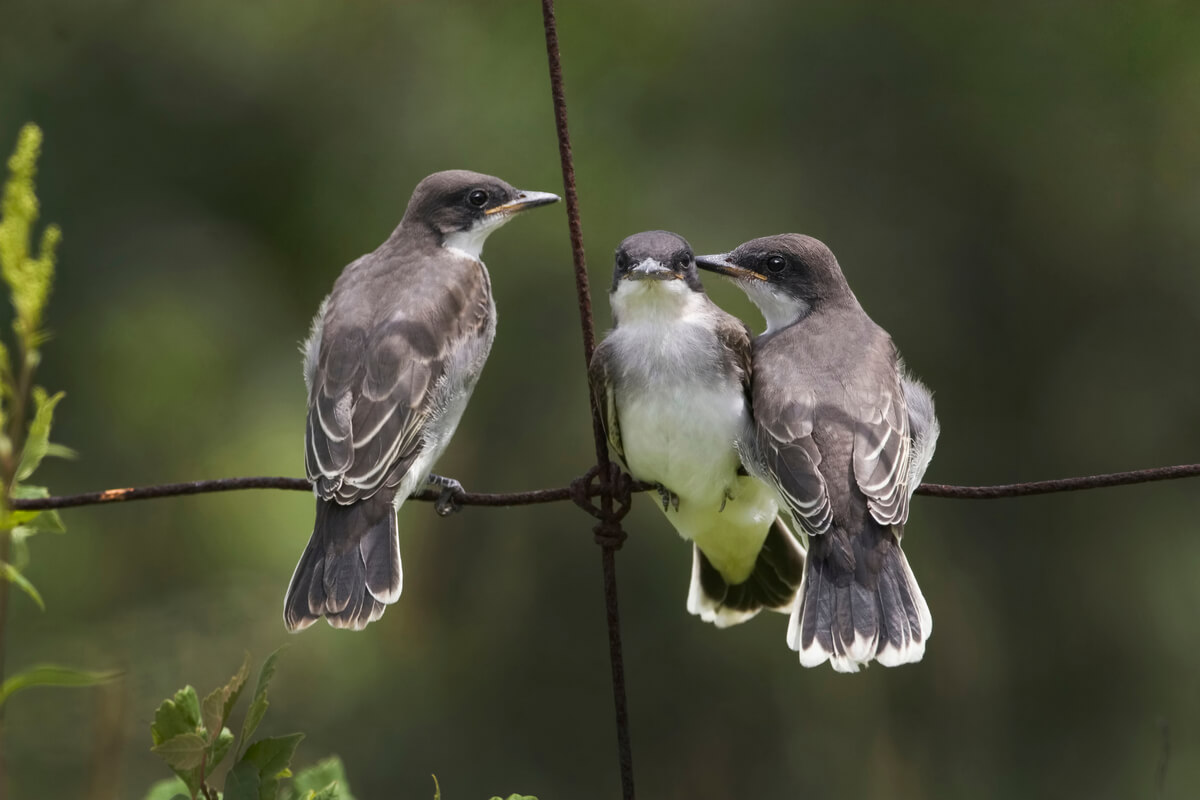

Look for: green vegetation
[144,650,355,800]
[0,124,115,717]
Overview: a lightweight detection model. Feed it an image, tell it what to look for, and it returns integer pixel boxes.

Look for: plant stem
[0,351,37,800]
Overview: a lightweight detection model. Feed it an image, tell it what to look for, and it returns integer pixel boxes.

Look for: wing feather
[852,379,912,528]
[305,253,492,503]
[756,387,834,535]
[588,340,625,463]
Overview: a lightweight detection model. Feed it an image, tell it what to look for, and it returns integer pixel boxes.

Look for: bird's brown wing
[587,339,625,465]
[305,257,492,503]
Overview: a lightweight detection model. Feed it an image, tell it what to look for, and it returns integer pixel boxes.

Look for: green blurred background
[2,1,1200,797]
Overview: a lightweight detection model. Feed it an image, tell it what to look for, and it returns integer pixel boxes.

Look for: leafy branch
[146,649,354,800]
[0,123,117,794]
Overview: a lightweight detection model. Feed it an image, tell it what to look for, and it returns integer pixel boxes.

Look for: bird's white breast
[608,284,745,503]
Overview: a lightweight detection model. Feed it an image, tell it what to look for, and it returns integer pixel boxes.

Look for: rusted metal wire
[914,463,1200,498]
[11,465,1200,512]
[539,0,635,796]
[3,465,1196,511]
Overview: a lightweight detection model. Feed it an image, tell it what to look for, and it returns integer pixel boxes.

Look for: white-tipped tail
[787,529,930,672]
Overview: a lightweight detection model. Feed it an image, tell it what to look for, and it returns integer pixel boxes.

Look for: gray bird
[285,170,559,631]
[697,234,938,672]
[590,231,806,627]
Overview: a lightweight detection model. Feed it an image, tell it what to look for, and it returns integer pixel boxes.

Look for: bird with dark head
[285,169,559,632]
[590,230,806,627]
[697,234,939,671]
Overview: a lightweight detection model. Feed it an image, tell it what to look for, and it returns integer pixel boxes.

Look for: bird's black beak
[624,259,679,281]
[695,253,767,282]
[485,190,561,216]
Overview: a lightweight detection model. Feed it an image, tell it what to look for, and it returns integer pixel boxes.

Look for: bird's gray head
[401,169,559,259]
[696,234,852,330]
[610,230,705,294]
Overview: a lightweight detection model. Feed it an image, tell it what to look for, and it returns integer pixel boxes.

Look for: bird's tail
[687,517,807,628]
[283,493,402,632]
[787,522,931,672]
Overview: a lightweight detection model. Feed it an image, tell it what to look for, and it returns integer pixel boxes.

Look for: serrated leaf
[0,560,43,610]
[0,663,119,707]
[287,757,354,800]
[241,732,304,779]
[203,652,249,743]
[16,388,64,481]
[141,776,190,800]
[239,647,284,752]
[151,732,208,772]
[152,686,202,746]
[208,726,235,773]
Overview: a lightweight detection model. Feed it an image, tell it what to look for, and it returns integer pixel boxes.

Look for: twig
[9,464,1200,512]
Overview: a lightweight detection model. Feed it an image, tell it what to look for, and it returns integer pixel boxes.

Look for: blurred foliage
[0,124,114,718]
[144,649,356,800]
[0,2,1199,798]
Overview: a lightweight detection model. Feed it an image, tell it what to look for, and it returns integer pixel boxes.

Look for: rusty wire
[4,4,1199,799]
[10,464,1200,513]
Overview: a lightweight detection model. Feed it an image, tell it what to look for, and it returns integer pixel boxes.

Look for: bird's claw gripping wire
[427,473,465,517]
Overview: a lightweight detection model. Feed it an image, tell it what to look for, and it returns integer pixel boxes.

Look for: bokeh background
[2,1,1199,798]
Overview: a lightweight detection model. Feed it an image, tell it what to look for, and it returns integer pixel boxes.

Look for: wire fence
[8,3,1199,799]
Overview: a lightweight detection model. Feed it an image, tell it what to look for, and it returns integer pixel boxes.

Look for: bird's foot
[719,487,735,512]
[656,484,680,512]
[428,473,464,517]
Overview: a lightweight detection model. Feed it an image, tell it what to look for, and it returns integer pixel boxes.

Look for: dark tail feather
[787,522,931,672]
[283,494,401,632]
[687,517,807,628]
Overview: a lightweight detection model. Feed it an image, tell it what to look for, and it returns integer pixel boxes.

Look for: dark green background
[2,1,1199,798]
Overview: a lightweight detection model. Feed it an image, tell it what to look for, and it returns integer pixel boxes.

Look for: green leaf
[241,733,304,780]
[287,757,354,800]
[16,388,64,481]
[488,796,539,800]
[0,663,119,706]
[152,686,202,746]
[9,485,67,534]
[309,784,339,800]
[0,560,43,610]
[224,760,262,800]
[44,442,77,460]
[208,726,235,773]
[432,775,441,800]
[141,776,190,800]
[240,646,284,752]
[202,652,250,742]
[151,732,208,772]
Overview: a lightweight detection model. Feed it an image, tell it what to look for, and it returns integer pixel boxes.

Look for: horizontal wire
[9,463,1200,511]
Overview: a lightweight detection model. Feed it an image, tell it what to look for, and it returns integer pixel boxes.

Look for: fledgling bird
[590,231,806,627]
[697,234,938,672]
[284,170,559,631]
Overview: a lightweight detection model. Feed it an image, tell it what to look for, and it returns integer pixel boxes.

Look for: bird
[696,234,938,672]
[589,230,806,627]
[284,170,559,631]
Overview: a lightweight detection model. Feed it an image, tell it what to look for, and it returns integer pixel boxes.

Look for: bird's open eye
[468,189,489,208]
[677,253,691,269]
[615,253,629,271]
[766,255,787,273]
